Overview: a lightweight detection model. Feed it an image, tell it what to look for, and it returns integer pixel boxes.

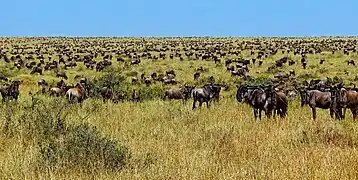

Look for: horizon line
[0,35,358,39]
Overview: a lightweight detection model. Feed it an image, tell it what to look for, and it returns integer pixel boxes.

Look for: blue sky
[3,0,358,37]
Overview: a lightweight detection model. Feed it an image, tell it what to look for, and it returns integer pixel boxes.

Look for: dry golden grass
[0,37,358,179]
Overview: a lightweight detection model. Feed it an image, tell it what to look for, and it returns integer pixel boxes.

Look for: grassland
[1,37,358,179]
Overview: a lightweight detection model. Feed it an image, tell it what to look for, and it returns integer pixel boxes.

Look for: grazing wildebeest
[131,58,141,65]
[289,70,295,76]
[299,88,341,120]
[166,70,176,77]
[348,60,356,66]
[38,79,48,87]
[0,80,21,103]
[66,83,86,103]
[31,66,43,75]
[236,85,276,120]
[163,85,195,101]
[131,90,141,103]
[56,71,68,80]
[101,87,114,103]
[132,76,138,84]
[0,73,8,81]
[192,83,221,109]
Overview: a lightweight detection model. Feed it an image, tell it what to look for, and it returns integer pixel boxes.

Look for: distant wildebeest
[194,72,200,81]
[66,83,86,103]
[166,70,176,77]
[56,71,68,80]
[320,59,325,64]
[131,58,141,65]
[289,70,295,76]
[101,87,114,103]
[132,76,138,84]
[31,66,43,75]
[163,85,195,102]
[0,73,8,81]
[192,83,221,109]
[0,80,21,103]
[38,79,48,87]
[348,60,356,66]
[131,90,141,103]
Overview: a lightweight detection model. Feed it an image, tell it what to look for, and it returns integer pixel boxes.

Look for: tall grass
[0,37,358,179]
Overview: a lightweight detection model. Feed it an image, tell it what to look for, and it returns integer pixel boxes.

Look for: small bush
[40,123,131,172]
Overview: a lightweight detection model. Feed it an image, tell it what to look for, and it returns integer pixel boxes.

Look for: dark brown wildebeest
[0,80,20,103]
[132,76,138,84]
[320,59,325,64]
[348,60,356,66]
[38,79,48,87]
[332,86,358,119]
[144,77,152,86]
[117,57,125,62]
[288,60,295,66]
[0,73,8,81]
[299,88,341,120]
[236,85,276,120]
[289,70,295,76]
[273,91,289,118]
[302,62,307,69]
[56,71,68,80]
[192,83,221,109]
[236,86,276,120]
[131,58,141,65]
[163,77,177,85]
[131,90,141,103]
[66,83,86,104]
[101,87,114,103]
[194,72,200,81]
[163,85,195,101]
[31,66,43,75]
[166,70,176,77]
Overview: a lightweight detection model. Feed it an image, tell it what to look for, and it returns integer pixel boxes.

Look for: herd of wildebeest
[0,37,358,120]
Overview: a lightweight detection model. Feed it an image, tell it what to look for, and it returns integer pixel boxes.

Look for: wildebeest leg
[351,108,357,120]
[343,107,347,119]
[312,107,317,120]
[192,100,196,110]
[329,108,334,119]
[253,108,258,120]
[259,109,262,120]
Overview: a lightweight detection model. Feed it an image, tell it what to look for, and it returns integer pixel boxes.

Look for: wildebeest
[66,83,86,103]
[131,90,141,103]
[193,72,200,81]
[236,85,276,120]
[56,71,68,80]
[331,86,358,119]
[31,66,43,75]
[299,88,341,120]
[0,80,21,103]
[163,85,195,101]
[101,87,114,103]
[192,83,221,109]
[348,60,355,66]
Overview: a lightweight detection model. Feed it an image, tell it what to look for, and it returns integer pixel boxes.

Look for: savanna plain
[0,37,358,179]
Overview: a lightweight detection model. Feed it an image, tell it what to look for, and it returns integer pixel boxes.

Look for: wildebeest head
[236,85,249,102]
